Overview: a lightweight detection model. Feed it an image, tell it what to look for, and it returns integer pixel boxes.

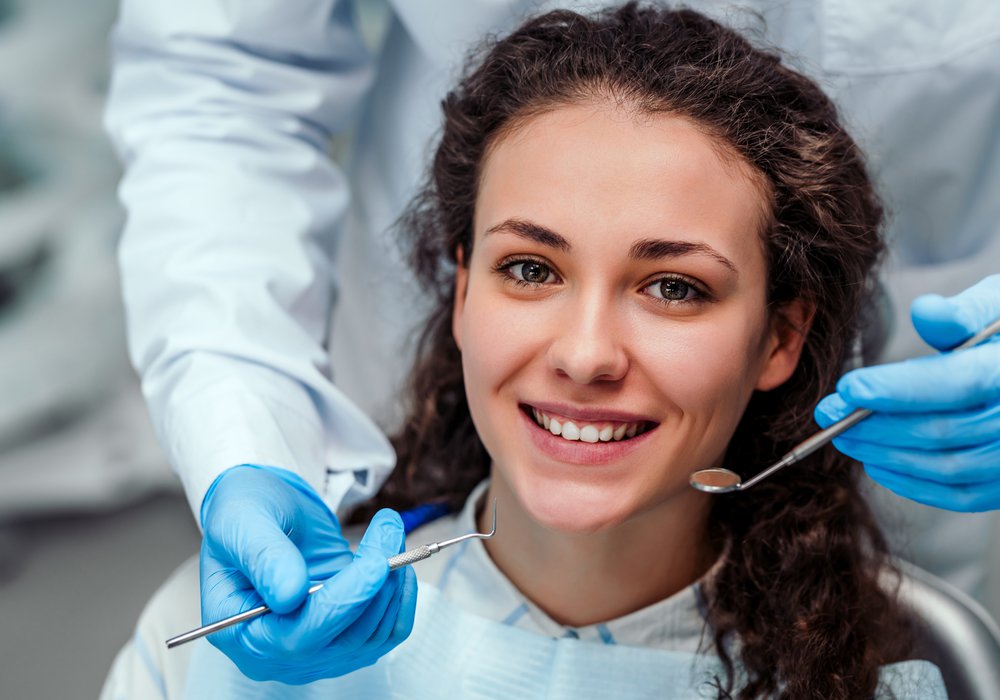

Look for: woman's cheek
[644,323,762,411]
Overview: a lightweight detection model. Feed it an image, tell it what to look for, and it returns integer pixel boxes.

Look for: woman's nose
[546,296,629,384]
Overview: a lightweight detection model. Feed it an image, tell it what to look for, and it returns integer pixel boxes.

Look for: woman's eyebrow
[485,219,737,274]
[629,238,738,274]
[484,218,571,251]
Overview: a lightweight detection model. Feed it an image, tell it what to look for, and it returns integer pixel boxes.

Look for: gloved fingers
[340,568,419,674]
[363,511,411,649]
[865,465,1000,513]
[911,274,1000,352]
[200,550,275,664]
[199,546,265,638]
[275,569,416,683]
[296,521,358,583]
[239,558,387,657]
[363,566,416,650]
[218,513,310,614]
[834,342,1000,412]
[332,568,406,651]
[816,394,1000,450]
[313,509,408,649]
[832,434,1000,485]
[309,516,415,655]
[381,565,418,648]
[244,509,405,656]
[205,464,353,566]
[201,472,317,614]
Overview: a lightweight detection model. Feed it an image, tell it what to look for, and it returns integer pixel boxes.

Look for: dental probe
[165,499,497,649]
[689,315,1000,495]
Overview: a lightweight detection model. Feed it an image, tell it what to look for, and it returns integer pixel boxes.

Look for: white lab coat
[104,0,1000,592]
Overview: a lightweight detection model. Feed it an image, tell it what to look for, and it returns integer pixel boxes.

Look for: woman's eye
[644,276,703,303]
[507,260,554,284]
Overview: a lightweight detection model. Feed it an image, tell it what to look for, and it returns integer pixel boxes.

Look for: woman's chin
[514,478,636,535]
[534,512,625,535]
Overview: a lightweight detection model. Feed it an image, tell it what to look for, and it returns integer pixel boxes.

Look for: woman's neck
[479,475,716,628]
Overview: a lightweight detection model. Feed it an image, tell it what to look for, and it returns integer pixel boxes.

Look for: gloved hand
[815,274,1000,512]
[199,464,417,684]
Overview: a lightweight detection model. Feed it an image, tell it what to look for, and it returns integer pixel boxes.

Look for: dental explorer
[165,499,498,649]
[689,315,1000,495]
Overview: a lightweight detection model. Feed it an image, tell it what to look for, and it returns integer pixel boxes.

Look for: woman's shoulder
[877,659,948,699]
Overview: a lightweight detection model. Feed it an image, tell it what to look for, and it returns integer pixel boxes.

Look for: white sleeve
[104,0,395,520]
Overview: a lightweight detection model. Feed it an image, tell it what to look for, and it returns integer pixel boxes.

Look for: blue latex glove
[199,464,417,684]
[815,275,1000,512]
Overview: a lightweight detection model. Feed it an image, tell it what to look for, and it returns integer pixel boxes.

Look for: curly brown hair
[357,4,913,697]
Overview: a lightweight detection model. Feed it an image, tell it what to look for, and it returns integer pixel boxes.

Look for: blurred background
[0,1,198,697]
[0,1,998,698]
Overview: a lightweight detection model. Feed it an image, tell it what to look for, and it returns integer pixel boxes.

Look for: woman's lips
[519,406,657,465]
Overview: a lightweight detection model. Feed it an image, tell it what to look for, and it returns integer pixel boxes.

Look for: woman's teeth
[531,408,646,443]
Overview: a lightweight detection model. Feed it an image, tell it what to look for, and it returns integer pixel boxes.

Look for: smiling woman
[449,105,798,627]
[361,3,941,699]
[459,107,799,538]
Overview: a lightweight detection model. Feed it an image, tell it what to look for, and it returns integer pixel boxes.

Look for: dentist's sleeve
[104,0,395,520]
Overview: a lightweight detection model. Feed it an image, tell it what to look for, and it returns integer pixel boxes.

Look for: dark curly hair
[356,4,913,697]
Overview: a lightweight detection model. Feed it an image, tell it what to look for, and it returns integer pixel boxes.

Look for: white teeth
[532,409,645,443]
[561,421,581,441]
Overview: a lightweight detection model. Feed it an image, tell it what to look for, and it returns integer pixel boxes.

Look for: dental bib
[183,584,945,699]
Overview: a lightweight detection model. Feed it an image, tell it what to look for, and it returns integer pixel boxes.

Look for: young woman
[103,4,945,698]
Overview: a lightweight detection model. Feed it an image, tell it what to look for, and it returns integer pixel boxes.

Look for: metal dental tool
[165,498,498,649]
[690,316,1000,495]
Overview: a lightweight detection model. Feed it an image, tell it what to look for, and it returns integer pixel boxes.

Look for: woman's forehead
[473,102,769,271]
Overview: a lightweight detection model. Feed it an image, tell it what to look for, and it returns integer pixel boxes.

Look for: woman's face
[454,102,805,534]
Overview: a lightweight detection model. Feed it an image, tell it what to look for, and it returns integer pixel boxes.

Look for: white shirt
[105,0,1000,588]
[411,481,712,651]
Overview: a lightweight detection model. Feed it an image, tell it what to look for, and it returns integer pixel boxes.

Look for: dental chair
[895,560,1000,700]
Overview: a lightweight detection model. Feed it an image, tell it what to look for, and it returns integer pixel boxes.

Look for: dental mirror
[690,315,1000,495]
[688,467,744,493]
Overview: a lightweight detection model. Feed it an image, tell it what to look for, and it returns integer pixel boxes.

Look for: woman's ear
[755,299,815,391]
[452,247,469,351]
